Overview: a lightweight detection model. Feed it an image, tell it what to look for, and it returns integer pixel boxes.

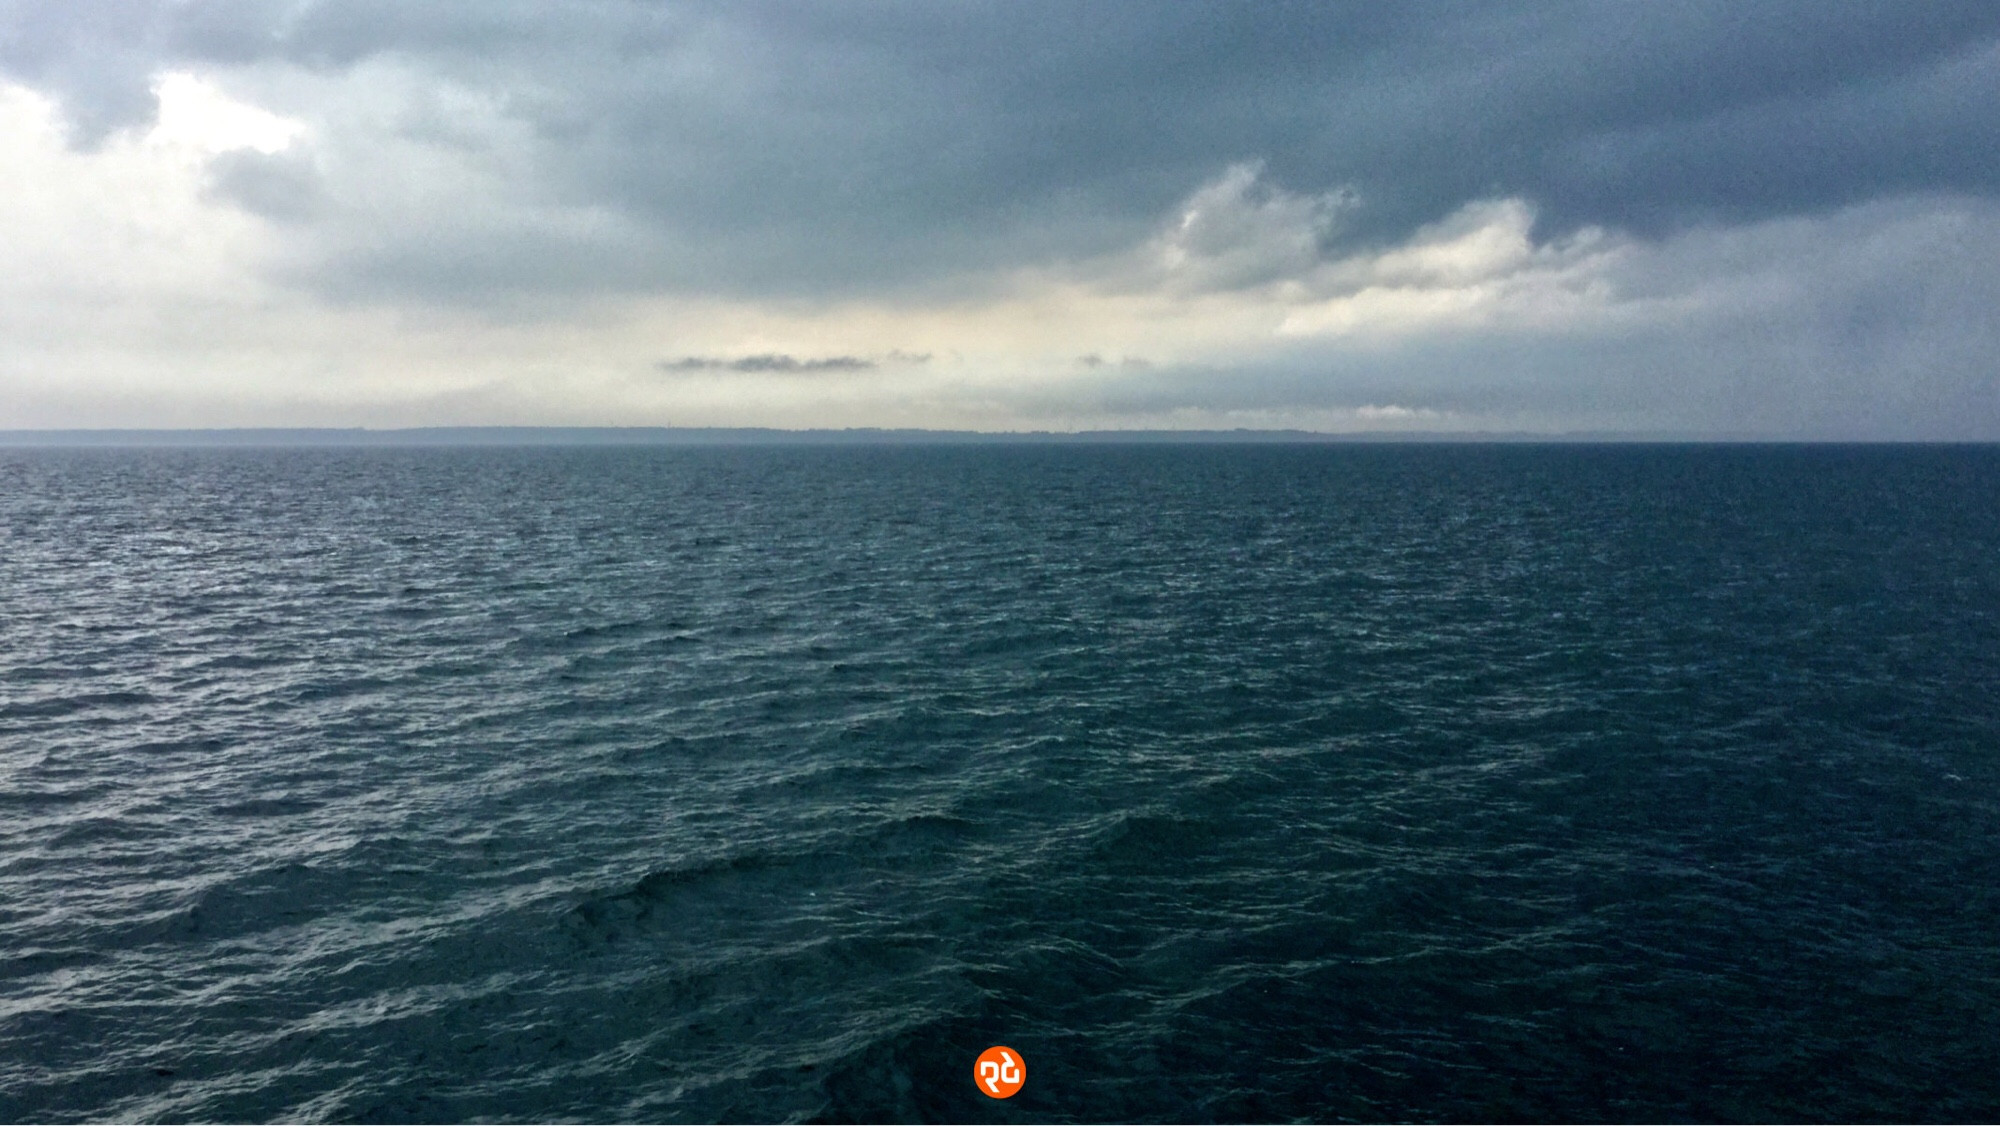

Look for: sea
[2,442,1997,1123]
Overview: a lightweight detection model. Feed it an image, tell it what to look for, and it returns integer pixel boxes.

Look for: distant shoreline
[0,427,1971,447]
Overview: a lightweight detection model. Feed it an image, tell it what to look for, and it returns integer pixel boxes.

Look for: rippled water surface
[3,443,1999,1122]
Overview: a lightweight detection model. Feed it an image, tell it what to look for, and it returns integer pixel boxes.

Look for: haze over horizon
[3,1,1998,437]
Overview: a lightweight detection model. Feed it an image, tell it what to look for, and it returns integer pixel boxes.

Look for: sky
[1,1,1997,435]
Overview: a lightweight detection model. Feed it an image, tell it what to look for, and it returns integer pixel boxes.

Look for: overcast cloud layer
[2,0,1996,434]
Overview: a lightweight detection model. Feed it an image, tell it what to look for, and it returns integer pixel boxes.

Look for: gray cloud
[659,354,875,374]
[1077,355,1152,370]
[205,148,324,221]
[4,1,1997,302]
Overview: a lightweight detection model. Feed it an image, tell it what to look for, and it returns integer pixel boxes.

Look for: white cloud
[149,72,306,154]
[1274,200,1624,339]
[1051,169,1633,351]
[1146,161,1357,292]
[1353,404,1442,421]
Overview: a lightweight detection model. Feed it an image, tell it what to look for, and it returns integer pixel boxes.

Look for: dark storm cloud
[4,0,1998,298]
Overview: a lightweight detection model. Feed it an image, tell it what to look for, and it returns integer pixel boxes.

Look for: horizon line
[0,426,1990,447]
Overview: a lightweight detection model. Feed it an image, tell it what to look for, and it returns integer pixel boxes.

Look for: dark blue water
[3,444,1998,1123]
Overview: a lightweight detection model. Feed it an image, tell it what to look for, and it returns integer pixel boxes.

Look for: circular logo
[974,1045,1025,1099]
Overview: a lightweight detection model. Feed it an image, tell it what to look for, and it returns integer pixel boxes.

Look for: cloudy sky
[2,1,1997,435]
